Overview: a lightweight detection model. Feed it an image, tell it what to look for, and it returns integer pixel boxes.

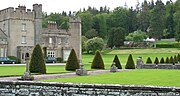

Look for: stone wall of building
[0,81,179,96]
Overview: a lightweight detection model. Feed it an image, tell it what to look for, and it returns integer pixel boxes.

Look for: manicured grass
[0,65,67,77]
[43,69,180,87]
[82,48,180,68]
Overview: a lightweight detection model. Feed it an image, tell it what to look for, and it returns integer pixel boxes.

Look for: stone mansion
[0,4,81,63]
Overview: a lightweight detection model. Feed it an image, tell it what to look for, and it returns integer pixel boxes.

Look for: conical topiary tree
[170,56,175,65]
[177,54,180,62]
[65,49,80,71]
[29,44,46,74]
[112,55,122,69]
[174,55,178,63]
[165,57,170,64]
[91,51,105,69]
[154,57,159,64]
[146,57,152,64]
[125,54,135,69]
[160,57,165,64]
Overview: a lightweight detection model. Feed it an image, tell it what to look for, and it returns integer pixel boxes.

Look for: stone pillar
[110,62,118,72]
[136,57,143,69]
[76,60,87,76]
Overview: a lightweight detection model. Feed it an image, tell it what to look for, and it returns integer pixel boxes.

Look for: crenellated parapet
[0,5,36,22]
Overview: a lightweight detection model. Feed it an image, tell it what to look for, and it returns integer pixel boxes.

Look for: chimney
[48,21,57,29]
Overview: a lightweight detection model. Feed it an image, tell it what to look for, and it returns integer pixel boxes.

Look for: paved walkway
[0,69,127,81]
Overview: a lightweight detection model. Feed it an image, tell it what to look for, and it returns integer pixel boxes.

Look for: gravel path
[0,69,127,81]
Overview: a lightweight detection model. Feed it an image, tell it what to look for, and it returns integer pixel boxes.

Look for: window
[22,36,26,44]
[22,23,26,31]
[47,51,55,57]
[49,37,52,44]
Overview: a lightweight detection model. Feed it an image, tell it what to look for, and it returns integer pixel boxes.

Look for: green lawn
[43,69,180,87]
[0,65,67,77]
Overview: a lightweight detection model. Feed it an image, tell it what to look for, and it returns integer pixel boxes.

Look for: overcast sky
[0,0,175,14]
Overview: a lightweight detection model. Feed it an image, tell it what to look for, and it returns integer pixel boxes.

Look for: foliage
[91,51,105,69]
[170,56,175,65]
[81,36,88,53]
[174,55,178,63]
[7,56,21,64]
[107,27,126,48]
[65,49,80,71]
[112,55,122,69]
[149,0,166,40]
[125,30,148,42]
[146,57,152,64]
[29,44,46,74]
[56,57,63,63]
[165,57,170,63]
[154,57,159,64]
[86,37,104,54]
[160,57,165,64]
[125,54,135,69]
[174,0,180,42]
[85,29,98,39]
[178,54,180,62]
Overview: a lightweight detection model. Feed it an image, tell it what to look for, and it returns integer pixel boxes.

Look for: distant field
[43,69,180,87]
[82,48,180,67]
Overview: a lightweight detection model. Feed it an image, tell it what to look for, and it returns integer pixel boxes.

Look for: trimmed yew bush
[160,57,165,64]
[125,54,135,69]
[146,57,152,64]
[65,49,80,71]
[112,55,122,69]
[29,44,46,74]
[178,54,180,62]
[170,56,175,65]
[174,55,178,63]
[91,51,105,69]
[165,57,170,63]
[154,57,159,64]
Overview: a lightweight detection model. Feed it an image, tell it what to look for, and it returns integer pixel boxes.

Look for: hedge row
[156,43,180,48]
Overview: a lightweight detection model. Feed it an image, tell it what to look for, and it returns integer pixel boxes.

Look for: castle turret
[69,17,81,60]
[33,4,42,45]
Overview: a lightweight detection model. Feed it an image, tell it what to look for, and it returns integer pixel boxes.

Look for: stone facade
[0,81,179,96]
[0,4,81,63]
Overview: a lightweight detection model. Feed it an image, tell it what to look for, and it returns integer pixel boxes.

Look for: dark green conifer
[146,57,152,64]
[29,44,46,74]
[125,54,135,69]
[165,57,170,64]
[65,49,80,71]
[160,57,165,64]
[91,51,105,69]
[154,57,159,64]
[112,55,122,69]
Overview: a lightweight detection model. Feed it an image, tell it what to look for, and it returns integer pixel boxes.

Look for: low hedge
[156,43,180,48]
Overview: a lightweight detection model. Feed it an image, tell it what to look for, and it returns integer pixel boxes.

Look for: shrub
[178,54,180,62]
[65,49,80,71]
[56,57,63,63]
[29,44,46,74]
[146,57,152,64]
[165,57,170,63]
[154,57,159,64]
[174,55,178,63]
[8,56,21,64]
[160,57,165,64]
[112,55,122,69]
[125,54,135,69]
[91,51,105,69]
[170,56,175,65]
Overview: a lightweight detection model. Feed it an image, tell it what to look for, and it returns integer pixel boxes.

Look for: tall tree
[128,7,138,33]
[107,27,126,48]
[138,0,150,32]
[149,0,166,40]
[78,12,93,35]
[166,1,175,38]
[174,0,180,42]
